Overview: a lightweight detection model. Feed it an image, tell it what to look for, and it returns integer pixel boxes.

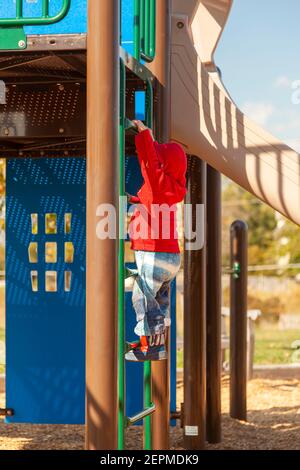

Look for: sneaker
[125,334,167,362]
[125,267,137,278]
[124,267,137,292]
[125,277,135,292]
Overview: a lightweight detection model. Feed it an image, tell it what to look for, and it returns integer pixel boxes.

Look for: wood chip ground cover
[0,371,299,450]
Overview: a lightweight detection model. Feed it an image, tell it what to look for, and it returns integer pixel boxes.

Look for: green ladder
[0,0,71,50]
[118,0,157,450]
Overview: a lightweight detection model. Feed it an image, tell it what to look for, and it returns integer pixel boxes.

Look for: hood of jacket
[154,141,187,190]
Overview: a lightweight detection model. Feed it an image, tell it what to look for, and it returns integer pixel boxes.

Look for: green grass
[0,284,4,329]
[0,326,299,375]
[0,327,4,374]
[254,328,300,365]
[177,349,183,369]
[176,328,300,368]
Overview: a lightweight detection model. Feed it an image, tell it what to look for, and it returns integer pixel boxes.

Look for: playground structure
[0,0,299,452]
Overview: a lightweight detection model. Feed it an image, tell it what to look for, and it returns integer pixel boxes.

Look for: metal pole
[206,165,222,443]
[147,0,172,450]
[143,78,154,451]
[42,0,49,18]
[184,156,207,450]
[230,220,248,421]
[143,359,152,450]
[134,0,141,61]
[16,0,23,19]
[148,0,171,141]
[86,0,120,450]
[118,58,126,450]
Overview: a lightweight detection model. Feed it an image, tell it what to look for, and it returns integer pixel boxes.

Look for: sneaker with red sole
[125,334,167,362]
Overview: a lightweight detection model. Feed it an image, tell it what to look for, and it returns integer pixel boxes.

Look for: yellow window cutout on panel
[28,213,75,292]
[45,213,57,234]
[65,242,74,263]
[65,213,72,234]
[31,271,38,292]
[45,242,57,263]
[64,271,72,292]
[31,214,38,234]
[46,271,57,292]
[28,242,38,263]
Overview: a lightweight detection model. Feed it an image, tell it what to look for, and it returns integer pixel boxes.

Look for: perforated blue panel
[5,154,176,425]
[6,157,86,424]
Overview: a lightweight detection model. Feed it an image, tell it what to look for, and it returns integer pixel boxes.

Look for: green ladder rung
[118,56,154,452]
[126,404,156,426]
[125,118,138,132]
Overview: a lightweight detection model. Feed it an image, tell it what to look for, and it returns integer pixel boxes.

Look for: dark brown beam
[230,220,248,421]
[206,165,222,443]
[184,156,207,450]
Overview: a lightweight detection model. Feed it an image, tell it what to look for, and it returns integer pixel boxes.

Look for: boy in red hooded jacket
[125,120,187,362]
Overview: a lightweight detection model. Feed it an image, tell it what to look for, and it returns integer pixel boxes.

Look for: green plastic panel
[134,0,156,62]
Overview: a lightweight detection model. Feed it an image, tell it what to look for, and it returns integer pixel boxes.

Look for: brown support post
[184,156,207,450]
[206,165,222,443]
[86,0,120,450]
[147,0,172,451]
[148,0,171,142]
[230,220,248,421]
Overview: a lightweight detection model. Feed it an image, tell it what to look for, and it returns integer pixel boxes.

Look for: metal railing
[0,0,71,50]
[0,0,71,26]
[134,0,156,62]
[118,0,157,451]
[119,56,155,450]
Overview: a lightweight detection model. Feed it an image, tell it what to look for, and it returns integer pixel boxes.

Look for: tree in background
[275,217,300,274]
[222,178,278,268]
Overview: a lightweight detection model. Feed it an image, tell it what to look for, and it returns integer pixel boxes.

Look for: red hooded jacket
[129,129,187,253]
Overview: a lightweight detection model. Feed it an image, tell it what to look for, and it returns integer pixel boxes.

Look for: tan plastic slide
[170,0,300,226]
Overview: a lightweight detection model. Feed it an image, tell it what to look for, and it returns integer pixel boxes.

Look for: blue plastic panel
[122,0,134,56]
[5,156,177,425]
[0,0,135,54]
[6,157,86,424]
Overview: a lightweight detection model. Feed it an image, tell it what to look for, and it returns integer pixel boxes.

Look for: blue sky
[215,0,300,151]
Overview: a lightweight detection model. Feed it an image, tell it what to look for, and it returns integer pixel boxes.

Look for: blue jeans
[131,251,181,337]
